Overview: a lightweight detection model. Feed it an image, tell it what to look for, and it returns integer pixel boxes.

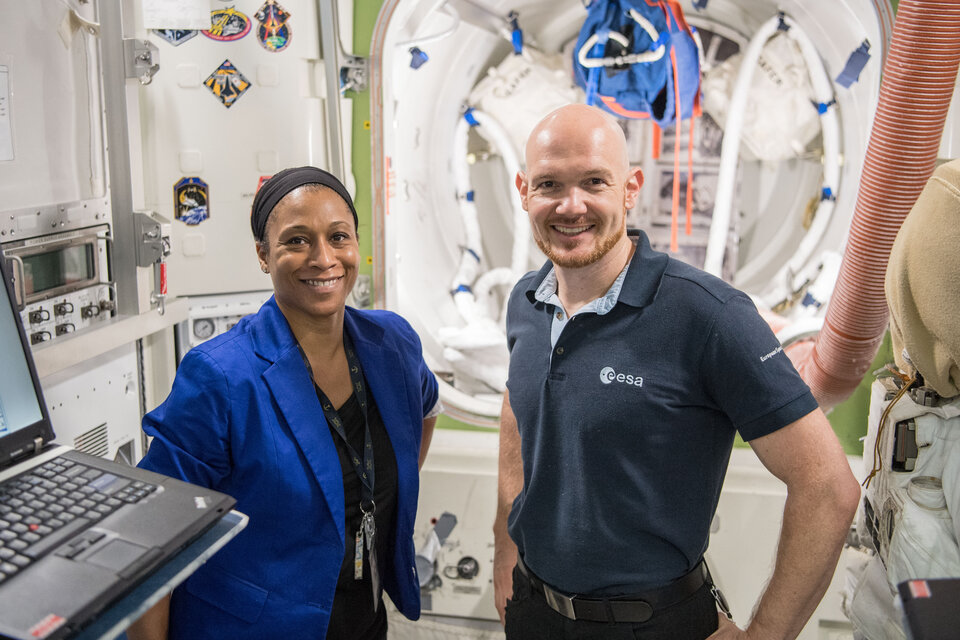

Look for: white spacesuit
[845,159,960,639]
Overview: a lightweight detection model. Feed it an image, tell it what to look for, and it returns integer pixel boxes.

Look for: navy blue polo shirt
[505,230,818,596]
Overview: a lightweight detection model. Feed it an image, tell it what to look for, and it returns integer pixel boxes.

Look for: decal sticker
[255,0,292,52]
[908,580,931,599]
[174,177,210,225]
[203,6,251,42]
[28,614,66,639]
[152,29,198,46]
[204,59,251,109]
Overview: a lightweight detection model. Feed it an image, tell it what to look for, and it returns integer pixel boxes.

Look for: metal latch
[133,212,171,315]
[123,38,160,85]
[909,385,942,407]
[133,212,165,268]
[340,55,368,93]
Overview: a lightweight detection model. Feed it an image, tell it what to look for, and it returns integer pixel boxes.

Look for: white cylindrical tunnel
[370,0,893,426]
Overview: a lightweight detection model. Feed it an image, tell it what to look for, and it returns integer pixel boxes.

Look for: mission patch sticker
[174,177,210,225]
[152,29,198,46]
[153,29,198,46]
[204,60,251,108]
[203,6,251,42]
[255,1,292,52]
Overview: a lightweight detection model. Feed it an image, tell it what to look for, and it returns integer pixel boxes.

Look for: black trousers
[504,565,719,640]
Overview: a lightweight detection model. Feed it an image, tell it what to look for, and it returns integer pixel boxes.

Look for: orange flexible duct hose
[795,0,960,410]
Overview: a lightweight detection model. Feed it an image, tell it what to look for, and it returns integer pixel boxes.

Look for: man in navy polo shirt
[492,104,860,639]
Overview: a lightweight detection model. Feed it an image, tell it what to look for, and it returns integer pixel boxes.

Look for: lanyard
[297,334,382,605]
[299,335,375,506]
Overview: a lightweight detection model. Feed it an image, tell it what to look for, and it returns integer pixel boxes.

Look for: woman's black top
[321,386,398,640]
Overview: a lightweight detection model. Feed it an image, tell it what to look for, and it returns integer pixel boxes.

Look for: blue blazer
[139,298,439,639]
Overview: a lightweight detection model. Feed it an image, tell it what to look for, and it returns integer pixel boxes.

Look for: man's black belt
[516,556,708,623]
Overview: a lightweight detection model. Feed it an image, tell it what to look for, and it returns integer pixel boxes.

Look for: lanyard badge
[303,336,381,610]
[362,506,380,608]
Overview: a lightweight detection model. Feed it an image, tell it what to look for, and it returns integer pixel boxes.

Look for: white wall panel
[133,0,328,296]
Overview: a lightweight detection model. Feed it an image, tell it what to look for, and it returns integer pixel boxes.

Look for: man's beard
[535,217,626,269]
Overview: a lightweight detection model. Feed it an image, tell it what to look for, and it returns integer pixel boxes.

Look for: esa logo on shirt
[600,366,643,387]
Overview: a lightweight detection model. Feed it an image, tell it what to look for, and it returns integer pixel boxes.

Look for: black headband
[250,166,359,242]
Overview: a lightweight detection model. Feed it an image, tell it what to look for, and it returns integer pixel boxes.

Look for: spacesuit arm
[715,409,859,639]
[494,390,523,626]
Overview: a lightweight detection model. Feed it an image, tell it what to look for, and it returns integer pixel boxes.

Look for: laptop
[0,252,236,640]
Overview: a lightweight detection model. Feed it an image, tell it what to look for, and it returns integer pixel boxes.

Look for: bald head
[524,104,630,173]
[516,103,642,271]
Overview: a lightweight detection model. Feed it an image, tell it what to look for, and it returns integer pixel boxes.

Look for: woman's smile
[303,275,344,289]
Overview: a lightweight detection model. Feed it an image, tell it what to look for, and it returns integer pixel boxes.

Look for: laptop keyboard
[0,456,158,584]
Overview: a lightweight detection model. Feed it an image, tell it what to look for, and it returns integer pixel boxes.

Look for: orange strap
[686,114,695,235]
[598,96,651,120]
[670,47,681,253]
[651,124,661,160]
[664,0,691,31]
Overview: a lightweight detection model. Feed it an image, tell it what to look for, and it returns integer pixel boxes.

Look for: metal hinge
[123,38,160,85]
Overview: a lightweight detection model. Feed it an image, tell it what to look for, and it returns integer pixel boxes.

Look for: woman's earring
[261,265,269,273]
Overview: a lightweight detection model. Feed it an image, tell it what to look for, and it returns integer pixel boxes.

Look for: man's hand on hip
[707,614,750,638]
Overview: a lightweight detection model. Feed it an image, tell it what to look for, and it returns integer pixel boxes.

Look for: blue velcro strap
[452,284,472,295]
[836,40,871,89]
[466,248,480,262]
[801,292,822,308]
[816,99,836,115]
[409,47,429,70]
[509,11,523,54]
[463,108,479,127]
[465,190,475,202]
[776,12,789,32]
[650,30,670,52]
[821,187,835,201]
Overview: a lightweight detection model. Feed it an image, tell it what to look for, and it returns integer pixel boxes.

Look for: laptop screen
[0,251,53,464]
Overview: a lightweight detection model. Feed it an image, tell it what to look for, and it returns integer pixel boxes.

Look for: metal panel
[40,341,144,463]
[98,0,143,315]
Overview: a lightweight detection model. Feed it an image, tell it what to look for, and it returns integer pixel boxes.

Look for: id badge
[354,528,364,580]
[363,511,380,610]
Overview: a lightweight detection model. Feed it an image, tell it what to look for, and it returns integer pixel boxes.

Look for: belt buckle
[543,587,578,620]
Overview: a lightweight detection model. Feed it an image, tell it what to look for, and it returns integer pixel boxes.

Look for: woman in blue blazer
[129,167,439,639]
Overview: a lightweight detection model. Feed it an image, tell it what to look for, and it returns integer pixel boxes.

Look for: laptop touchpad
[85,539,164,578]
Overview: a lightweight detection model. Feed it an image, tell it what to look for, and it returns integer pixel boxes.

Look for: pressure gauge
[192,318,216,340]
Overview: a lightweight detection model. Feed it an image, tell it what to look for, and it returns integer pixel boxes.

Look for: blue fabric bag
[573,0,701,128]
